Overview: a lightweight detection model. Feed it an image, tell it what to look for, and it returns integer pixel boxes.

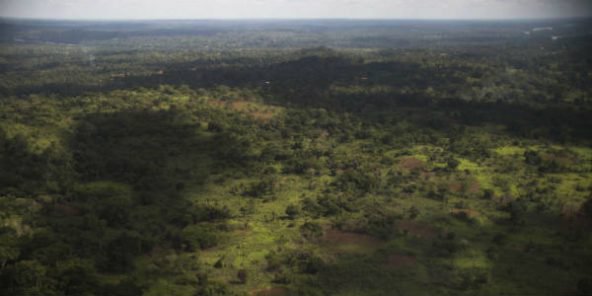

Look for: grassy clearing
[493,146,526,156]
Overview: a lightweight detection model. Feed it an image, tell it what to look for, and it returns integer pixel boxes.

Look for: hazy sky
[1,0,591,20]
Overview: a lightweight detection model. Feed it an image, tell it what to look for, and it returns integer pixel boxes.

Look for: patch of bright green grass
[454,249,490,269]
[552,173,592,205]
[457,158,495,191]
[493,146,526,156]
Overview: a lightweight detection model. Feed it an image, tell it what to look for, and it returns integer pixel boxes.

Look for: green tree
[285,204,300,220]
[447,158,460,170]
[237,269,248,284]
[300,222,323,241]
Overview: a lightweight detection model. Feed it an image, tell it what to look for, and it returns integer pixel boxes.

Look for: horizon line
[2,16,591,23]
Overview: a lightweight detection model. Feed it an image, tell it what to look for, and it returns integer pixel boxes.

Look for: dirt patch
[447,178,480,195]
[323,228,382,248]
[398,157,425,171]
[542,151,576,167]
[448,181,464,193]
[250,110,276,123]
[52,203,82,216]
[396,220,438,239]
[250,287,289,296]
[420,171,434,180]
[230,100,250,111]
[466,178,481,194]
[385,254,417,268]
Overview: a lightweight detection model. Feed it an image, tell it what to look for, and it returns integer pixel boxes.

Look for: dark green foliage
[0,260,57,296]
[361,209,397,239]
[333,169,381,196]
[193,204,232,222]
[0,227,20,269]
[265,251,285,272]
[482,189,494,200]
[100,232,143,273]
[285,204,300,219]
[71,110,204,194]
[504,199,529,226]
[74,182,133,227]
[577,278,592,296]
[99,279,143,296]
[301,195,355,218]
[581,198,592,221]
[457,268,489,290]
[213,256,225,269]
[408,206,420,219]
[265,249,324,275]
[431,234,462,257]
[197,280,232,296]
[524,150,542,166]
[237,269,247,284]
[181,224,221,250]
[242,177,277,198]
[54,259,100,296]
[300,222,323,241]
[447,158,460,170]
[0,132,71,195]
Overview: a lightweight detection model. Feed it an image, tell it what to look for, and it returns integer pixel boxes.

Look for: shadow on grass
[8,53,591,144]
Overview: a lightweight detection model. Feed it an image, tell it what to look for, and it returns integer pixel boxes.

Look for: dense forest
[0,18,592,296]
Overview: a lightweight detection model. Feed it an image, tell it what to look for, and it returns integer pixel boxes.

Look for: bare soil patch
[420,171,434,180]
[385,254,417,268]
[398,157,425,171]
[448,181,463,193]
[52,203,82,216]
[250,110,276,123]
[250,287,289,296]
[323,228,382,248]
[396,220,438,239]
[466,178,481,194]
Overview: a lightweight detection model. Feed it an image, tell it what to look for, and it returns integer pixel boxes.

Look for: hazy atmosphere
[2,0,592,295]
[1,0,592,19]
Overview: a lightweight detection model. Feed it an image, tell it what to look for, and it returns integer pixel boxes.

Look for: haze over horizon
[1,0,592,21]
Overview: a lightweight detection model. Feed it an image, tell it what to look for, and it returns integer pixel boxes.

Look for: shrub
[181,224,221,250]
[285,204,300,219]
[237,269,247,284]
[300,222,323,241]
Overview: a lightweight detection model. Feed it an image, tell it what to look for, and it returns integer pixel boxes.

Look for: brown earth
[466,178,481,194]
[385,254,417,268]
[420,171,434,180]
[448,181,464,193]
[52,203,82,216]
[250,287,289,296]
[396,220,438,239]
[323,228,382,248]
[447,178,480,194]
[398,157,425,171]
